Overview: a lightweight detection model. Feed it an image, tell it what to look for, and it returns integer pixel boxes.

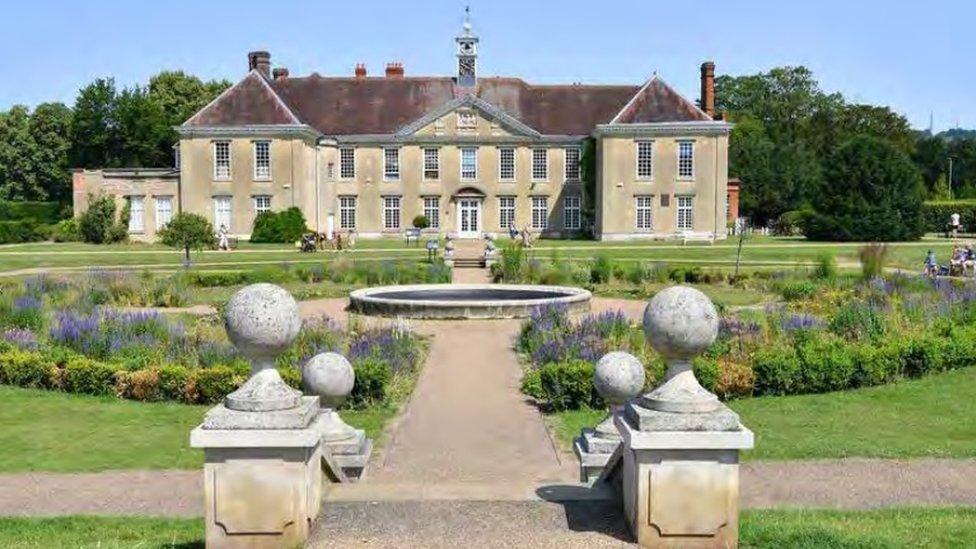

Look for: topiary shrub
[250,207,308,243]
[800,135,925,241]
[412,215,430,229]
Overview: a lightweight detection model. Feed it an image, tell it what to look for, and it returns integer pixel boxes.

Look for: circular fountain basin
[349,284,591,319]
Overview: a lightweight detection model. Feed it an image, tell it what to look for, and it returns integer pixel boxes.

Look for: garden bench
[404,228,422,246]
[680,232,715,245]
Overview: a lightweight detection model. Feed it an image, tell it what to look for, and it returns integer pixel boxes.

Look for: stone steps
[452,257,486,268]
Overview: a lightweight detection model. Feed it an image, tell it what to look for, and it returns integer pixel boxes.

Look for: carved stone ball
[643,286,719,361]
[224,283,301,364]
[303,352,356,408]
[593,351,646,405]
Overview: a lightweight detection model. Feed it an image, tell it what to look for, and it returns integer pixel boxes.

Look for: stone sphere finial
[303,352,355,409]
[225,283,301,371]
[642,286,718,363]
[594,351,645,406]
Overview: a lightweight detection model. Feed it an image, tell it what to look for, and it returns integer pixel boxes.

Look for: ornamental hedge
[922,200,976,233]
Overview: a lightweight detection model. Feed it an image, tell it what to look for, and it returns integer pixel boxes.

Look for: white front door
[457,198,482,238]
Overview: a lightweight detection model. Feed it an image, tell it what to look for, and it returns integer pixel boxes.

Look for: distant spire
[463,5,473,35]
[929,111,934,134]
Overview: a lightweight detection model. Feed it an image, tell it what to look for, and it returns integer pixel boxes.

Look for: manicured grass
[0,386,396,473]
[3,508,975,547]
[593,282,769,308]
[548,367,976,461]
[0,237,962,273]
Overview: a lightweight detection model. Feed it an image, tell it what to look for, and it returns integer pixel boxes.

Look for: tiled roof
[183,71,707,136]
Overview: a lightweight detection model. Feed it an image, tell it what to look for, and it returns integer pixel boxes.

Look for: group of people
[924,244,976,278]
[508,223,535,248]
[214,225,358,253]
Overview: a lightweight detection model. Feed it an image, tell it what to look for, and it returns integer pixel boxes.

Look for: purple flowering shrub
[2,328,38,350]
[518,305,637,366]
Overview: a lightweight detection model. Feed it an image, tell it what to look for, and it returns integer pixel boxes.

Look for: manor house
[73,17,735,242]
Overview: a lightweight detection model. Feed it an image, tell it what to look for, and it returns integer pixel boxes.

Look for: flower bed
[0,275,426,408]
[519,274,976,410]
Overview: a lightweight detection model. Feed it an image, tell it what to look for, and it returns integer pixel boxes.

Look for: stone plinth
[191,396,324,549]
[616,411,753,548]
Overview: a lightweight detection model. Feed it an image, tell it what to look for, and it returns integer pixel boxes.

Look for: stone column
[616,286,753,548]
[190,284,323,548]
[574,351,644,481]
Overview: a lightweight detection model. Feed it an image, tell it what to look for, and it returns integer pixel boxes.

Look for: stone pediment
[395,95,541,139]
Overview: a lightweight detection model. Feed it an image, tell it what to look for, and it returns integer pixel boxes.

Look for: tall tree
[0,106,42,200]
[913,135,948,191]
[114,86,171,167]
[70,78,117,169]
[29,102,73,202]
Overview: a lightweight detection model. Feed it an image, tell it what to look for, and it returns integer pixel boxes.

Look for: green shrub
[0,201,65,223]
[157,365,190,402]
[591,255,613,284]
[249,207,308,243]
[520,369,544,400]
[813,252,837,281]
[922,200,976,233]
[0,349,52,388]
[778,280,818,301]
[751,344,802,395]
[898,333,947,378]
[78,194,127,244]
[51,218,81,242]
[858,243,889,280]
[693,356,720,393]
[412,215,430,229]
[189,271,249,287]
[278,366,301,389]
[191,366,244,404]
[350,357,391,408]
[0,219,47,244]
[537,360,600,411]
[61,358,118,395]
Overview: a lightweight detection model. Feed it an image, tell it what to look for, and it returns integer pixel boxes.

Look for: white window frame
[383,147,400,181]
[254,195,272,214]
[635,195,654,231]
[564,147,581,182]
[677,141,695,179]
[563,195,581,231]
[155,196,173,230]
[128,195,145,233]
[253,140,272,180]
[339,196,357,230]
[636,140,653,180]
[531,196,548,230]
[213,196,232,231]
[499,196,516,229]
[213,140,231,180]
[382,196,401,230]
[531,149,548,182]
[339,147,356,179]
[677,195,694,230]
[423,147,440,181]
[460,147,478,181]
[498,147,516,182]
[423,196,440,229]
[173,144,180,170]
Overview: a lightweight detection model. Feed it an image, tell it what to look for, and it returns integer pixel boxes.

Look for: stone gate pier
[611,286,754,548]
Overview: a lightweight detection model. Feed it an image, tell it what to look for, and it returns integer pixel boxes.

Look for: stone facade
[73,19,734,243]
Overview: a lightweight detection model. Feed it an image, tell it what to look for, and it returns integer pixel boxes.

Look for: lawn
[0,236,962,274]
[3,508,975,548]
[548,367,976,461]
[0,386,395,473]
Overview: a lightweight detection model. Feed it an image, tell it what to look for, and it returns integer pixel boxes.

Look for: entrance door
[457,198,482,238]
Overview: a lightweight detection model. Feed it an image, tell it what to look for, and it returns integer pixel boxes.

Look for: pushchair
[300,233,317,253]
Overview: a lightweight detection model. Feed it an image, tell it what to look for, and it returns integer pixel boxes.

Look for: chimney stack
[248,51,272,78]
[272,67,289,80]
[354,63,367,79]
[700,61,716,119]
[385,62,404,79]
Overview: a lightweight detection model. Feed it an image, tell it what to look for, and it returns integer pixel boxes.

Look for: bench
[404,228,422,246]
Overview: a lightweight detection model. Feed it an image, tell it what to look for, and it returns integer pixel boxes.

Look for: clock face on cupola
[455,8,479,87]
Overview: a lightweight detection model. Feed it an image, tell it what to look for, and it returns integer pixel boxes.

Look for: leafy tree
[579,137,597,231]
[29,102,72,202]
[930,174,952,201]
[913,135,948,191]
[148,71,231,126]
[0,106,41,200]
[113,86,171,167]
[158,212,214,266]
[801,135,925,241]
[70,78,117,169]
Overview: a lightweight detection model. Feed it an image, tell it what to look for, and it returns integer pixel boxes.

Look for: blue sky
[2,0,970,131]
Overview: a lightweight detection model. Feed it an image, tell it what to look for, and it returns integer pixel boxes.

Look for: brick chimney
[385,62,404,79]
[354,63,367,79]
[700,61,716,119]
[272,67,289,80]
[248,51,271,78]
